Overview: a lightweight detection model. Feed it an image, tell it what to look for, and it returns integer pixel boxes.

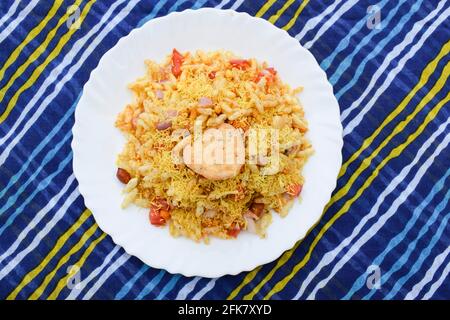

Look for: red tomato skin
[266,67,277,75]
[287,184,303,197]
[227,224,241,238]
[254,67,277,84]
[149,207,166,226]
[230,59,250,70]
[171,49,183,78]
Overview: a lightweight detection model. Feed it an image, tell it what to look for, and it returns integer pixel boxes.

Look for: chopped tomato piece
[171,48,183,78]
[254,67,277,84]
[227,224,241,238]
[208,71,216,79]
[149,198,171,226]
[266,77,275,87]
[159,209,171,221]
[265,67,277,76]
[230,59,250,70]
[286,183,303,197]
[254,72,264,83]
[151,197,171,211]
[149,207,166,226]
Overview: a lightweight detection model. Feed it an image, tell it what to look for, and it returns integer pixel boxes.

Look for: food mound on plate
[115,49,312,242]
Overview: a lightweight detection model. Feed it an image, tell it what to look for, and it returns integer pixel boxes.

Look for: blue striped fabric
[0,0,449,300]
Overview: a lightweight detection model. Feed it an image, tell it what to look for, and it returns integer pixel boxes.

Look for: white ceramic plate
[72,8,343,278]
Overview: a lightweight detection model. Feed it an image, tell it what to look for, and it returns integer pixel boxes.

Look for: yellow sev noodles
[115,49,313,242]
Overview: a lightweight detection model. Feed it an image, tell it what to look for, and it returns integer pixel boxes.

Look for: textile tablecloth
[0,0,449,300]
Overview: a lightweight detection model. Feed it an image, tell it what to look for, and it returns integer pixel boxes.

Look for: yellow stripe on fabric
[0,0,63,81]
[268,0,295,24]
[47,232,107,300]
[263,89,450,300]
[227,266,262,300]
[28,223,99,299]
[256,0,277,17]
[0,0,96,124]
[0,0,83,103]
[228,41,450,299]
[6,209,91,299]
[281,0,309,30]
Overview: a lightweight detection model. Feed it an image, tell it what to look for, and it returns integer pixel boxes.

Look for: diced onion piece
[198,96,213,107]
[155,121,172,131]
[256,213,272,237]
[244,214,257,234]
[166,109,178,118]
[155,89,164,99]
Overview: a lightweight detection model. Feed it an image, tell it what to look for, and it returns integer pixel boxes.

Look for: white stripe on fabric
[301,121,450,299]
[0,0,20,28]
[422,254,450,299]
[294,0,343,42]
[0,187,81,281]
[0,0,39,43]
[175,277,201,300]
[341,2,449,131]
[302,0,358,49]
[65,246,122,299]
[215,0,231,9]
[192,278,217,300]
[229,0,244,11]
[0,175,76,266]
[81,253,131,299]
[0,0,139,167]
[405,246,450,300]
